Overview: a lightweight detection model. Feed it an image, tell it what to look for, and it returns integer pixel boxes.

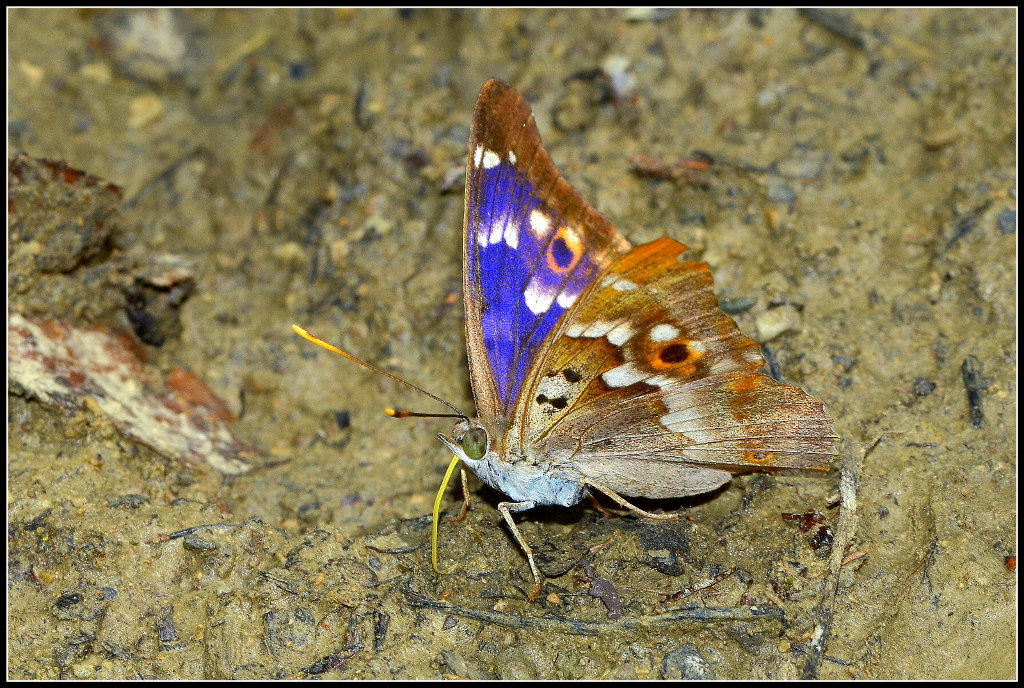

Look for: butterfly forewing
[463,79,630,428]
[509,237,838,497]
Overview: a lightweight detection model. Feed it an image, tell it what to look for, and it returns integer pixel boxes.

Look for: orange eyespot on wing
[544,225,585,273]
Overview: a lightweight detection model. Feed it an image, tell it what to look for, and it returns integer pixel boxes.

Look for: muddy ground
[8,9,1015,679]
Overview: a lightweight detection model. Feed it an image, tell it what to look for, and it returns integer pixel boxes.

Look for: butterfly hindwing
[509,238,838,498]
[463,79,630,428]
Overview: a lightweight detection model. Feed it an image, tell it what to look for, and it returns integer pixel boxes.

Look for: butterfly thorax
[439,419,587,507]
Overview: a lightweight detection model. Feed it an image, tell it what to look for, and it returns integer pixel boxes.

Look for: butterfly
[296,79,838,598]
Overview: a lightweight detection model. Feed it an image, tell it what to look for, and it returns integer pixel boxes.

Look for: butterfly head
[438,418,493,467]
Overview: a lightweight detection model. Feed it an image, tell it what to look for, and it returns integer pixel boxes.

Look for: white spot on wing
[536,374,572,400]
[566,319,639,343]
[661,388,697,413]
[661,412,715,444]
[581,320,616,338]
[488,213,507,245]
[524,278,557,315]
[473,145,483,168]
[601,362,648,388]
[503,221,519,249]
[660,391,715,443]
[661,388,700,418]
[606,322,634,345]
[661,407,700,427]
[530,209,551,237]
[709,358,739,374]
[612,279,637,291]
[508,150,517,165]
[556,290,578,309]
[650,324,680,342]
[482,149,501,169]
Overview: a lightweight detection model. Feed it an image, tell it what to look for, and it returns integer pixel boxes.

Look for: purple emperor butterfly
[296,79,837,598]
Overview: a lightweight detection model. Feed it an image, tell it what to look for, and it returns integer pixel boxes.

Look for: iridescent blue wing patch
[462,79,631,427]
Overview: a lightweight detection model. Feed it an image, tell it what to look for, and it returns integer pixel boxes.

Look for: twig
[404,585,785,637]
[961,355,986,427]
[801,441,861,678]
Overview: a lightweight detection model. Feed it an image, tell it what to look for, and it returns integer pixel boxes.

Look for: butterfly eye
[462,427,488,460]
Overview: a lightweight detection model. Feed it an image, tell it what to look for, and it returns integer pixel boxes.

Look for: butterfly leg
[585,481,679,521]
[446,468,471,523]
[496,500,543,599]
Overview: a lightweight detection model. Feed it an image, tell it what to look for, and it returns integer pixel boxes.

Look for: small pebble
[128,93,164,128]
[661,645,715,680]
[997,209,1015,234]
[755,305,800,342]
[913,378,937,396]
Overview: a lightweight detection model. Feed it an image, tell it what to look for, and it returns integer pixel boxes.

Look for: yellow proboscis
[432,454,462,574]
[292,323,466,576]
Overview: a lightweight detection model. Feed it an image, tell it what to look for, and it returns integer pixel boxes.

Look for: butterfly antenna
[292,324,468,421]
[385,408,465,420]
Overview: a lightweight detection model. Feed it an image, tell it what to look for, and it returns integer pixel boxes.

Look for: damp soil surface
[8,9,1015,679]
